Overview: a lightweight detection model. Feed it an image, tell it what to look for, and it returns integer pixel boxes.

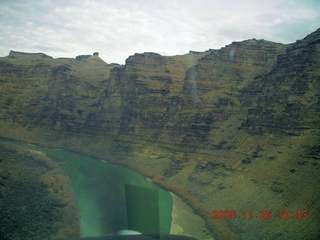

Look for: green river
[0,138,173,238]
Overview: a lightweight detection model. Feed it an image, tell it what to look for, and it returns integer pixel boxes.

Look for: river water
[0,138,173,238]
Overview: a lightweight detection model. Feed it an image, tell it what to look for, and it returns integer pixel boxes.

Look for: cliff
[0,29,319,239]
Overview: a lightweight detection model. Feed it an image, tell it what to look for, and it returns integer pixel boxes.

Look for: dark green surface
[125,185,159,234]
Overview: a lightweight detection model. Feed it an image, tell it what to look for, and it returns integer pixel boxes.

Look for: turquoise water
[0,138,173,237]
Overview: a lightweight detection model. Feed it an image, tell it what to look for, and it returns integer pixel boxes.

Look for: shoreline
[169,192,214,240]
[0,136,219,239]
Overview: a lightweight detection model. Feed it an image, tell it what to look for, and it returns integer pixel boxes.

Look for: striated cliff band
[0,28,319,239]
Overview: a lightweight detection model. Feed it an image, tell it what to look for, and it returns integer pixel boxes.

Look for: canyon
[0,28,319,239]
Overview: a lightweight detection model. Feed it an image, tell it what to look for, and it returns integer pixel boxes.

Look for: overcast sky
[0,0,319,64]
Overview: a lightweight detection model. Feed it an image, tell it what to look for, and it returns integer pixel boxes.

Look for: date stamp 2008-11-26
[211,209,308,220]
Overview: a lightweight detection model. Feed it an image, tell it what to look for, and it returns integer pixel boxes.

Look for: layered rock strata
[0,29,319,239]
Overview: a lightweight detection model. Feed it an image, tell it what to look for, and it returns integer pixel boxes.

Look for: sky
[0,0,319,64]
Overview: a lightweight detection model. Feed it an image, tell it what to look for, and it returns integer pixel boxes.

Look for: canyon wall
[0,28,319,239]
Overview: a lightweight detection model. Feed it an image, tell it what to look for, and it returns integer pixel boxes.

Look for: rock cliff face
[241,30,320,136]
[0,29,319,239]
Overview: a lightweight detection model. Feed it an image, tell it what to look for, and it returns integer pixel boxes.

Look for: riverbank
[0,137,223,239]
[169,192,214,240]
[0,143,79,240]
[0,138,174,237]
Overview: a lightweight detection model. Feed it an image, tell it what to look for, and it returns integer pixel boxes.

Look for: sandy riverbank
[169,192,214,240]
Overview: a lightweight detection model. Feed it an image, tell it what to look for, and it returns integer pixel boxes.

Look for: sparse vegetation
[0,143,79,240]
[0,28,319,239]
[151,175,239,239]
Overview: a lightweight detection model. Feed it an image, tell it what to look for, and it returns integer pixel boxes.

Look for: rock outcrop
[0,29,319,239]
[240,34,320,136]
